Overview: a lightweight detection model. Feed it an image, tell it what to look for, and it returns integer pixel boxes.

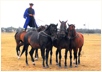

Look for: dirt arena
[1,33,101,71]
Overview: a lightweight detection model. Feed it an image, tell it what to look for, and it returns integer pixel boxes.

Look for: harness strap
[37,31,51,40]
[41,31,51,37]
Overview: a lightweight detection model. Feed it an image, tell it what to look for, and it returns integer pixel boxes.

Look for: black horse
[20,24,58,68]
[14,25,46,59]
[53,20,70,67]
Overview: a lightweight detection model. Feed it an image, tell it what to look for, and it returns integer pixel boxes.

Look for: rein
[41,31,51,37]
[37,31,51,39]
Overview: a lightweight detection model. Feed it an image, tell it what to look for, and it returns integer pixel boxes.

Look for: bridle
[68,29,78,40]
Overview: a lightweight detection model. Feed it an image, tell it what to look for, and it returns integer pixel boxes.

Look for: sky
[0,0,101,29]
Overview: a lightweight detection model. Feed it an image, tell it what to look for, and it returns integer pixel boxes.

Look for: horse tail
[14,31,18,39]
[81,34,84,46]
[14,31,19,45]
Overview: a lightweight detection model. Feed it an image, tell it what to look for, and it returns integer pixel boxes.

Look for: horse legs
[78,46,82,64]
[50,49,52,65]
[69,49,72,67]
[64,49,68,67]
[16,45,20,57]
[56,48,59,65]
[73,49,76,64]
[29,48,35,65]
[35,48,39,60]
[16,41,23,58]
[25,45,29,65]
[20,44,29,57]
[41,48,45,67]
[46,49,49,67]
[59,49,62,67]
[74,48,78,67]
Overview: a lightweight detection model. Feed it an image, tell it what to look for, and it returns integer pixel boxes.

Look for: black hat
[29,3,34,6]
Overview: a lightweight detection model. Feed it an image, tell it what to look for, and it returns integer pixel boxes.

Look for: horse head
[59,20,68,37]
[67,24,76,39]
[45,23,58,40]
[37,25,46,32]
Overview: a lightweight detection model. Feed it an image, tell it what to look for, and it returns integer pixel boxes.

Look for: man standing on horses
[23,3,38,31]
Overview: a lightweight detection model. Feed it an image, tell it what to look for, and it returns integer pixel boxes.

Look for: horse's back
[27,31,40,48]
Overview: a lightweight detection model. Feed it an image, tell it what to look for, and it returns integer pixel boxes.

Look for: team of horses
[14,20,84,68]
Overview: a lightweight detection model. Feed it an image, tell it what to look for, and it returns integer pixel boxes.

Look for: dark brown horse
[67,24,84,67]
[14,25,46,59]
[53,20,70,67]
[20,24,58,68]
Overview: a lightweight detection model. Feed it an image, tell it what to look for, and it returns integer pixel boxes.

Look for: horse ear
[65,20,68,23]
[72,24,75,28]
[56,23,58,26]
[67,23,70,26]
[59,20,61,23]
[45,24,48,27]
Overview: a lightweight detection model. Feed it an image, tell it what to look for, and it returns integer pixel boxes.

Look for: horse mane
[45,24,55,31]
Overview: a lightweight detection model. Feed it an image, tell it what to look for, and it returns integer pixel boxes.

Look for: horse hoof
[64,66,67,68]
[26,64,29,66]
[46,65,49,68]
[18,56,20,59]
[43,66,46,69]
[32,62,35,65]
[56,62,59,65]
[50,63,52,65]
[58,65,61,68]
[35,58,38,61]
[78,62,80,65]
[75,65,78,67]
[70,65,72,68]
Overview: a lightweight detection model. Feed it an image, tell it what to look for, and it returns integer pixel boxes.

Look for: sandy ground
[1,33,101,71]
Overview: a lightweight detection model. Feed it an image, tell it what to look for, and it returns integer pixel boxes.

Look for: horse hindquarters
[15,32,23,57]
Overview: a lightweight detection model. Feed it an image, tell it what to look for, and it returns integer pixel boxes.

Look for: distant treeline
[76,29,101,34]
[1,27,101,34]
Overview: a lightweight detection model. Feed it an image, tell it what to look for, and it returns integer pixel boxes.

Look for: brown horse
[67,24,84,67]
[14,26,46,59]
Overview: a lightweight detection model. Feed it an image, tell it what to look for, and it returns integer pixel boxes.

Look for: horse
[20,24,58,68]
[53,20,70,67]
[67,24,84,67]
[14,25,46,59]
